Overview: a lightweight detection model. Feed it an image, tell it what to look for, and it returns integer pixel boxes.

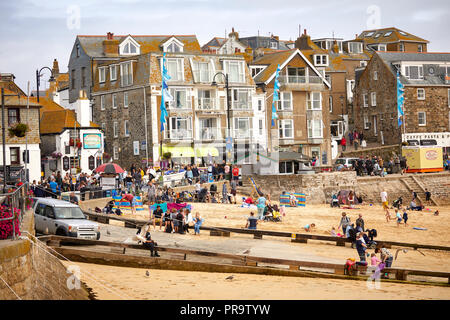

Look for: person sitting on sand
[331,193,340,208]
[163,210,173,233]
[193,212,203,235]
[304,223,315,232]
[245,211,258,230]
[289,189,297,207]
[347,191,355,207]
[152,205,164,231]
[142,226,160,257]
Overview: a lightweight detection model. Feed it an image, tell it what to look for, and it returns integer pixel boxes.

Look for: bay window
[168,117,192,139]
[234,117,250,138]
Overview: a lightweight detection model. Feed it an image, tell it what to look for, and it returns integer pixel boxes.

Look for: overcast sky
[1,0,449,91]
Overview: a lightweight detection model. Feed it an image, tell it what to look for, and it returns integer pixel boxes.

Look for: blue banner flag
[397,71,404,127]
[271,64,281,127]
[160,53,173,132]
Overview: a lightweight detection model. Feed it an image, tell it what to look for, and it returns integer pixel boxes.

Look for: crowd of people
[335,155,408,177]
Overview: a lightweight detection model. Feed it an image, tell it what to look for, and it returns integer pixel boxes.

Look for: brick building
[89,34,264,170]
[353,52,450,147]
[250,48,332,172]
[0,74,42,182]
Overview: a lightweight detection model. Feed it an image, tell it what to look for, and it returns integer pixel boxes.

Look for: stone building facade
[0,74,42,182]
[250,48,332,172]
[353,52,450,146]
[90,35,263,170]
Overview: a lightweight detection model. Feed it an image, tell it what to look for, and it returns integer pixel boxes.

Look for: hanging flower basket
[8,123,29,138]
[76,141,82,149]
[51,151,63,158]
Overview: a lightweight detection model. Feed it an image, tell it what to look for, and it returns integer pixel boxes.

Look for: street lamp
[211,72,231,163]
[36,66,55,102]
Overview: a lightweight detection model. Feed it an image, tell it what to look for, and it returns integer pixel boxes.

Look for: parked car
[33,198,100,240]
[334,158,359,169]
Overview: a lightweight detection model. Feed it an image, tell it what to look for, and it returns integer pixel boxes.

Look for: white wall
[0,144,41,182]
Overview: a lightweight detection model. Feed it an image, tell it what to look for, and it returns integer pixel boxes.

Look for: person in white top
[380,190,390,221]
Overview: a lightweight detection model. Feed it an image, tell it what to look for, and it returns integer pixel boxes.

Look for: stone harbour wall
[0,211,89,300]
[247,171,450,206]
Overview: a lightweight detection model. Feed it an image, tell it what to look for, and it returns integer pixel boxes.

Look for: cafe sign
[83,133,102,149]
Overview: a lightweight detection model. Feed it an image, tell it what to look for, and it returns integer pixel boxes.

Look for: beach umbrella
[94,163,125,174]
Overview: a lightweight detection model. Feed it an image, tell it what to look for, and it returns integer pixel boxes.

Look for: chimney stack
[304,29,307,35]
[52,58,60,76]
[107,32,114,40]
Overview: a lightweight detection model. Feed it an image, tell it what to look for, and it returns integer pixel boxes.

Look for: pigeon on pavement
[106,229,111,235]
[174,242,180,247]
[225,275,234,281]
[145,270,150,277]
[242,249,250,255]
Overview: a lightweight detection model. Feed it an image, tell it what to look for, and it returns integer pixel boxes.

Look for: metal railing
[167,99,192,110]
[196,98,217,110]
[279,75,323,84]
[164,129,193,140]
[198,127,221,140]
[0,183,29,240]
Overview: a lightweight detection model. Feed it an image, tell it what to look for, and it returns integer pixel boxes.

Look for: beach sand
[64,261,450,300]
[74,198,450,299]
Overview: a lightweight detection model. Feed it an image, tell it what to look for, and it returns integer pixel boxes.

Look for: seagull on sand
[242,249,250,255]
[145,270,150,277]
[225,275,234,281]
[174,242,180,247]
[106,229,111,235]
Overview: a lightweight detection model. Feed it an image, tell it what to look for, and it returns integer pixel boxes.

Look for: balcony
[233,129,251,139]
[164,129,193,141]
[231,101,252,110]
[195,98,217,111]
[278,75,324,91]
[167,100,192,111]
[198,127,221,141]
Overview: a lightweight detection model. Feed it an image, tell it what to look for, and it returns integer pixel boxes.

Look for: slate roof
[77,34,202,58]
[377,52,450,85]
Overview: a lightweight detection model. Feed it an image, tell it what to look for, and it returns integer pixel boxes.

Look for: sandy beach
[73,198,450,299]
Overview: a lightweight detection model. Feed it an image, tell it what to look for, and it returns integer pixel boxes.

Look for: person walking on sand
[338,212,351,235]
[380,189,390,221]
[256,193,267,220]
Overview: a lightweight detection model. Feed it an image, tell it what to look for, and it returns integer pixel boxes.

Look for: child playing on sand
[402,209,408,227]
[304,223,315,232]
[370,253,381,266]
[289,190,297,207]
[395,209,402,227]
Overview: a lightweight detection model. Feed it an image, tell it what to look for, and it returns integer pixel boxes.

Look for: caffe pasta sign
[83,133,101,149]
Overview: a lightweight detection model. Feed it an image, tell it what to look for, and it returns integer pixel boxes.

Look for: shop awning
[195,146,219,157]
[162,146,195,158]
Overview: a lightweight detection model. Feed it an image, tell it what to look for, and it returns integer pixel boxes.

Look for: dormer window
[378,44,387,52]
[404,65,424,80]
[270,42,278,49]
[162,37,185,53]
[314,55,328,67]
[119,36,140,56]
[348,42,363,54]
[167,42,182,52]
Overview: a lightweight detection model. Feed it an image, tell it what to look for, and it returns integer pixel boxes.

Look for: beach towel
[149,202,192,213]
[279,193,306,207]
[113,195,145,212]
[413,227,428,231]
[342,206,361,210]
[240,203,257,209]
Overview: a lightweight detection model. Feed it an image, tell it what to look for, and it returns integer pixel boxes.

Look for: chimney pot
[107,32,114,40]
[304,29,307,35]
